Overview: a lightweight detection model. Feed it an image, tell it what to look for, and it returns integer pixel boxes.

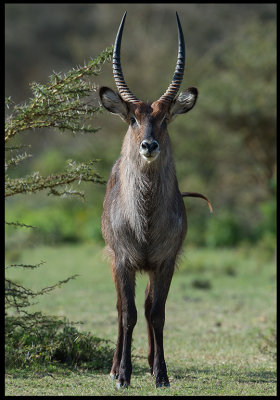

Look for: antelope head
[99,12,198,165]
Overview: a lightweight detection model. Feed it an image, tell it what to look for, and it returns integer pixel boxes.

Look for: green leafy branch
[5,46,113,143]
[5,274,78,312]
[5,160,106,198]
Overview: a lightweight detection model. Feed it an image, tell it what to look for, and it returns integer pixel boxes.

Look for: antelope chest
[110,192,186,270]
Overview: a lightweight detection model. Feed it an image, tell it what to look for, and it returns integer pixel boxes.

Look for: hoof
[156,381,170,388]
[110,373,117,381]
[116,381,129,389]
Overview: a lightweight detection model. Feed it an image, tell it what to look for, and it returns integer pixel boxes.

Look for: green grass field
[5,242,276,396]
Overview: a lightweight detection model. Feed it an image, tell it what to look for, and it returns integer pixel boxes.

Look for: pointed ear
[169,87,198,120]
[99,87,128,121]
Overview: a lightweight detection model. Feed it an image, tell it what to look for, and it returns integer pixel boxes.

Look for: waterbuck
[99,11,209,388]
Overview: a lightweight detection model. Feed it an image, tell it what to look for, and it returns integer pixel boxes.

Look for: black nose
[140,140,159,153]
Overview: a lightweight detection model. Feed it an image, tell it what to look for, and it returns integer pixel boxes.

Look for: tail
[181,192,213,213]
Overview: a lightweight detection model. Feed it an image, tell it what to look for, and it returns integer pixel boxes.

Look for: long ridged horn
[113,12,140,103]
[158,12,185,104]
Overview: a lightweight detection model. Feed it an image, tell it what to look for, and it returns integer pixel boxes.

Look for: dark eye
[163,116,169,124]
[130,116,137,126]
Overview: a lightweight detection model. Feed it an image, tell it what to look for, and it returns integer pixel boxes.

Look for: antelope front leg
[110,259,123,379]
[145,279,154,375]
[114,265,137,388]
[110,295,123,380]
[149,265,174,387]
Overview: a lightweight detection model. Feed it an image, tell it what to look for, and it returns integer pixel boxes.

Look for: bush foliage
[5,47,113,371]
[5,316,113,370]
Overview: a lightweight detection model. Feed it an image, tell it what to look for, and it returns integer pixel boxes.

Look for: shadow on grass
[235,370,277,384]
[130,361,277,385]
[170,367,276,384]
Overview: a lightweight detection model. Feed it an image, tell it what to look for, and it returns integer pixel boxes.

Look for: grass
[5,241,276,395]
